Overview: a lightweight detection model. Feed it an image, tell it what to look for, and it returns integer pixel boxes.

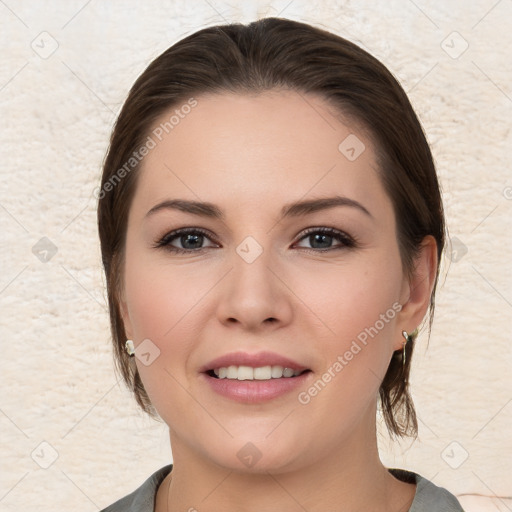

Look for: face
[120,90,417,473]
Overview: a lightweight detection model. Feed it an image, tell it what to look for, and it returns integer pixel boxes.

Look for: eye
[153,226,358,254]
[294,227,357,251]
[153,228,218,254]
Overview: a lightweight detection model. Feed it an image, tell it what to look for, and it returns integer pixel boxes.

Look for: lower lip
[200,371,313,403]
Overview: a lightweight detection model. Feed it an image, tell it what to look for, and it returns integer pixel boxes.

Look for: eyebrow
[145,195,373,220]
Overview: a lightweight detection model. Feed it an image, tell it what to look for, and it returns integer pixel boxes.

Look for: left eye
[294,227,356,251]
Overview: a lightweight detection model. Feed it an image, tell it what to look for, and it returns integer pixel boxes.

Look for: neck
[157,402,416,512]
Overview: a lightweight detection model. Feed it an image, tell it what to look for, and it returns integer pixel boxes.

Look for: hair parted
[97,17,445,439]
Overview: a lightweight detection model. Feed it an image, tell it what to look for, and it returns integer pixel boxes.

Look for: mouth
[199,351,313,402]
[201,365,313,403]
[205,366,312,381]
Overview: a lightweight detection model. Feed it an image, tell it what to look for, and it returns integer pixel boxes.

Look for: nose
[215,242,294,332]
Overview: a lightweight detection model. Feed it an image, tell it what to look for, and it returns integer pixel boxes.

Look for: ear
[395,235,438,351]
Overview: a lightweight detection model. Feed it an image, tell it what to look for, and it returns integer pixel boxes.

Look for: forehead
[131,90,389,220]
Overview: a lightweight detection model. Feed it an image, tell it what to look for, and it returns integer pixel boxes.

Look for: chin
[201,434,308,475]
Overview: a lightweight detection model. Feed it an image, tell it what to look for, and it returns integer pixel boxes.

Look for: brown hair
[97,17,445,438]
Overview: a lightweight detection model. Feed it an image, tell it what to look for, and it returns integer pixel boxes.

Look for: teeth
[254,366,271,380]
[282,367,295,377]
[271,366,284,378]
[212,365,303,380]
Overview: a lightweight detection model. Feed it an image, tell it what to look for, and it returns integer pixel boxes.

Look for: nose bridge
[235,234,267,267]
[231,234,277,301]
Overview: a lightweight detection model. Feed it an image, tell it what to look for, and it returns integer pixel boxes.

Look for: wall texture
[1,1,511,511]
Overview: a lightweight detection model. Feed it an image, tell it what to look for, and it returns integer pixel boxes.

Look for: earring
[125,339,135,357]
[401,330,409,367]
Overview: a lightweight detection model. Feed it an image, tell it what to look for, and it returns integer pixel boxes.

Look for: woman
[98,17,464,512]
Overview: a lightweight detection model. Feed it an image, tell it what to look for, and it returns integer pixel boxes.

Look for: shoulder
[100,464,173,512]
[389,468,465,511]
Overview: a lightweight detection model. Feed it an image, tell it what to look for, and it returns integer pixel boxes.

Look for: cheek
[122,245,192,378]
[123,240,207,342]
[124,275,175,343]
[297,251,403,397]
[300,251,402,341]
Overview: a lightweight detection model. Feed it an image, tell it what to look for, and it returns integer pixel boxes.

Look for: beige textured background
[1,1,511,511]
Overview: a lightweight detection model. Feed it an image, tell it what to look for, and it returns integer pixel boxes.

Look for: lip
[200,370,313,403]
[199,351,309,373]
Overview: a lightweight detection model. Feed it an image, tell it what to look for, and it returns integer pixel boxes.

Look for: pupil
[311,233,331,249]
[183,234,202,249]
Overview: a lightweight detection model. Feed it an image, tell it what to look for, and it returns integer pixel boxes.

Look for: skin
[119,89,438,512]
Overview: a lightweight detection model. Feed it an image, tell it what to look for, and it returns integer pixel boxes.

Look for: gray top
[101,464,465,511]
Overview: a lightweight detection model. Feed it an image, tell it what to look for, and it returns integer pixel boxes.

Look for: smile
[209,365,306,380]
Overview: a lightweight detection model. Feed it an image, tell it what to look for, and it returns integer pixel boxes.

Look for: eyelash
[153,227,358,255]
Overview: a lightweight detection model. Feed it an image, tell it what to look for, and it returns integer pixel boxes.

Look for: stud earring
[125,339,135,357]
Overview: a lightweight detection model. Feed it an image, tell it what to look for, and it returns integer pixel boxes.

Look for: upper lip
[200,351,309,373]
